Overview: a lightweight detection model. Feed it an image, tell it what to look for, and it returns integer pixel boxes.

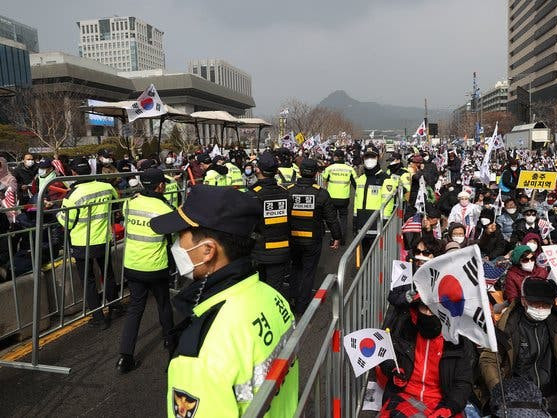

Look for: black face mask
[416,311,442,339]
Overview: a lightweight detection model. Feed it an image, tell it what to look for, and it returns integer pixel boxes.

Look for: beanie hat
[511,245,532,265]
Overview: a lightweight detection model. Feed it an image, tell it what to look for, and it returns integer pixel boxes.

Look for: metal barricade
[0,168,189,374]
[244,188,403,417]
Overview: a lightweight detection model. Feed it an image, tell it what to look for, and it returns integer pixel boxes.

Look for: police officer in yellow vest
[276,149,298,186]
[198,154,228,186]
[247,152,292,295]
[386,152,410,194]
[150,185,298,418]
[224,159,244,190]
[287,159,341,314]
[56,157,122,329]
[322,149,357,245]
[353,148,390,252]
[116,168,175,373]
[164,174,181,208]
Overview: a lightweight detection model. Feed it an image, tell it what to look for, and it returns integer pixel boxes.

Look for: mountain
[319,90,449,131]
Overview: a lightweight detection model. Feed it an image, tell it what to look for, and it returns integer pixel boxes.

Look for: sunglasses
[414,249,432,256]
[521,255,535,262]
[524,212,536,216]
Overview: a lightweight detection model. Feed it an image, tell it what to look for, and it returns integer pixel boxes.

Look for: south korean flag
[413,245,498,352]
[343,329,395,377]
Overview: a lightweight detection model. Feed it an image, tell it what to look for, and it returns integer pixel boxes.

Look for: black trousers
[119,279,174,356]
[289,241,322,315]
[333,203,349,244]
[75,256,118,320]
[258,262,289,297]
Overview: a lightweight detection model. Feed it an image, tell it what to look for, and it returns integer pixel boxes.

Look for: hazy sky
[4,0,507,115]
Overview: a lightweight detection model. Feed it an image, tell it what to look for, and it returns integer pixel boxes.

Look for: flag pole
[495,352,508,418]
[385,328,400,372]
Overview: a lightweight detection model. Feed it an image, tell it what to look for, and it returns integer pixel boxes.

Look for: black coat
[510,218,541,247]
[447,157,462,181]
[380,309,476,414]
[500,167,520,192]
[477,226,510,260]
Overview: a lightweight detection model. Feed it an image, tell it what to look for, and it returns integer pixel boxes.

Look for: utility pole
[472,72,481,143]
[424,98,429,145]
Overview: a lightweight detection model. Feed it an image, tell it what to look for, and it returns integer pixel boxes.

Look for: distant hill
[319,90,449,131]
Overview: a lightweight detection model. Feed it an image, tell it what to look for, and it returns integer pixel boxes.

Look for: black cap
[258,151,278,173]
[196,153,212,164]
[38,158,52,168]
[364,147,379,158]
[70,157,91,174]
[390,152,402,161]
[522,277,557,304]
[150,185,261,237]
[140,168,168,188]
[300,159,318,176]
[98,149,111,158]
[138,159,157,170]
[333,149,345,158]
[212,155,225,164]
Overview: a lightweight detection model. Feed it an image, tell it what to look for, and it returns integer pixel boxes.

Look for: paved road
[0,239,346,417]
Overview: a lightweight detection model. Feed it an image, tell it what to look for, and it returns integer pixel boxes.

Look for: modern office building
[76,16,165,72]
[187,59,252,97]
[481,80,509,113]
[29,52,255,142]
[0,36,32,89]
[507,0,557,122]
[0,15,39,53]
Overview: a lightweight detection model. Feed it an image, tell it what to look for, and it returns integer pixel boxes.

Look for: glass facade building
[0,15,39,53]
[0,38,32,88]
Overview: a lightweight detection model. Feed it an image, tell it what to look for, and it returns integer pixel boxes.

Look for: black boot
[116,354,138,374]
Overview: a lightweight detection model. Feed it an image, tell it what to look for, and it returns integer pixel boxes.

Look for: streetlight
[509,71,536,123]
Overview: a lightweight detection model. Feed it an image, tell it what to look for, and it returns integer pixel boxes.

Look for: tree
[0,124,37,160]
[1,87,88,154]
[481,111,517,137]
[167,123,200,154]
[532,99,557,135]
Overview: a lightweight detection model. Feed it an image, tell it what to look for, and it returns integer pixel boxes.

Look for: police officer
[247,152,292,294]
[197,154,228,186]
[149,185,298,417]
[276,149,299,186]
[322,149,357,245]
[224,158,244,190]
[56,157,122,329]
[353,148,390,252]
[116,168,175,373]
[287,159,341,314]
[386,152,410,195]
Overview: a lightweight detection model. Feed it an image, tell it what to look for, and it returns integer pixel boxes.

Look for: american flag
[402,213,422,234]
[483,261,506,286]
[51,159,66,176]
[2,186,18,223]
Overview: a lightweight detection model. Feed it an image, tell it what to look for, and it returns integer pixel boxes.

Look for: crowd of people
[2,138,557,416]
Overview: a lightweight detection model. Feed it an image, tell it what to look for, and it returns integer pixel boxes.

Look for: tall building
[0,15,39,53]
[507,1,557,122]
[76,16,164,72]
[481,80,509,113]
[0,37,32,89]
[187,59,252,97]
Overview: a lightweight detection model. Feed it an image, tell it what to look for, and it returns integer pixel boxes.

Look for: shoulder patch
[253,185,262,192]
[312,184,321,190]
[172,388,199,418]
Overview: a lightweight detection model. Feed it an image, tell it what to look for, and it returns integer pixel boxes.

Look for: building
[0,36,32,89]
[76,16,164,72]
[481,80,508,113]
[187,59,252,97]
[0,15,39,53]
[29,52,255,143]
[507,1,557,122]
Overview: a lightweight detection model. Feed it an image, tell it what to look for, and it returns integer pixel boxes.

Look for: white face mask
[424,155,430,161]
[171,239,210,279]
[521,260,535,272]
[165,157,175,165]
[506,208,517,215]
[527,242,538,252]
[364,159,377,169]
[24,159,34,168]
[460,199,469,207]
[481,218,491,226]
[525,215,536,225]
[526,305,552,322]
[38,168,48,177]
[511,166,518,171]
[100,157,112,164]
[452,236,465,244]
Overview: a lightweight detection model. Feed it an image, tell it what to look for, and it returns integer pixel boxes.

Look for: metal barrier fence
[244,187,403,418]
[0,169,187,374]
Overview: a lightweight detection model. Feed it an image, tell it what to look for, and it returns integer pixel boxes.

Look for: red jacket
[503,264,548,302]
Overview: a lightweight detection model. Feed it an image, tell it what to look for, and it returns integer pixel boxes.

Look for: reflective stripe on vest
[291,230,312,238]
[127,209,162,219]
[291,210,313,218]
[76,212,108,222]
[126,233,165,242]
[75,189,114,206]
[264,216,287,225]
[233,324,295,402]
[265,240,289,249]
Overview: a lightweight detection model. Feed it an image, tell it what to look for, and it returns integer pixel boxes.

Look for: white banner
[413,245,498,352]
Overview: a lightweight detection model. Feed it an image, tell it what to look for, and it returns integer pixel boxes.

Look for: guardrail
[0,169,187,374]
[244,187,403,417]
